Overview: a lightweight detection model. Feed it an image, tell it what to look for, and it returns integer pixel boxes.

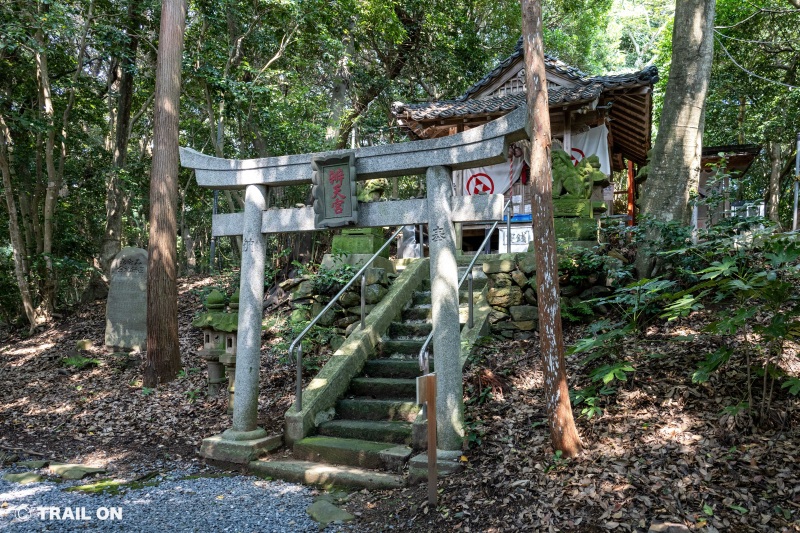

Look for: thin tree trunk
[144,0,187,388]
[102,0,142,273]
[0,114,38,328]
[635,0,716,278]
[521,0,582,458]
[767,141,782,226]
[35,18,58,317]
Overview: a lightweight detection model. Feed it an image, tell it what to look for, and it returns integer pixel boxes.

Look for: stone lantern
[192,289,238,408]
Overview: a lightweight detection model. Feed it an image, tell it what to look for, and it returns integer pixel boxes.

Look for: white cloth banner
[463,157,522,196]
[570,124,611,175]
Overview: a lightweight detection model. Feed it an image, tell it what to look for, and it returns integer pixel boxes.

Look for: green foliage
[692,347,733,384]
[593,278,676,330]
[780,378,800,396]
[312,260,356,296]
[184,389,201,402]
[61,354,101,370]
[590,361,635,385]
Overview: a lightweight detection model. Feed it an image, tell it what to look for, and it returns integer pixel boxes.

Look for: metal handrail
[292,226,404,411]
[418,200,512,372]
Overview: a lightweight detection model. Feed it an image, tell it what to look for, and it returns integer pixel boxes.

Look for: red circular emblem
[570,147,586,165]
[466,173,494,195]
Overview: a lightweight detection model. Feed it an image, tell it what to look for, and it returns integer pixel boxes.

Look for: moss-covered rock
[204,289,227,310]
[191,311,239,332]
[487,286,522,307]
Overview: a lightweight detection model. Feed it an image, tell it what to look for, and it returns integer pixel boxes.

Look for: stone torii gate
[180,106,528,464]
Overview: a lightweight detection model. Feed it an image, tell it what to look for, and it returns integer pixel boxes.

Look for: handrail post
[360,273,366,330]
[506,203,511,253]
[295,345,303,411]
[468,271,474,329]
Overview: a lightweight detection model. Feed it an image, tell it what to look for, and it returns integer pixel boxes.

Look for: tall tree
[521,0,583,458]
[144,0,187,387]
[635,0,716,278]
[101,0,143,274]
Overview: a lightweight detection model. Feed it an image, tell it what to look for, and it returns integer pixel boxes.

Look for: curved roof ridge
[458,37,657,101]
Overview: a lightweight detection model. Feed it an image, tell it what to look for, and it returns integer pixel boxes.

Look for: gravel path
[0,468,324,532]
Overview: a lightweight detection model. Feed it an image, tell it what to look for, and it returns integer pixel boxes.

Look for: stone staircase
[250,257,488,489]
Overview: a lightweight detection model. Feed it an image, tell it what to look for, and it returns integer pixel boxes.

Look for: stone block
[75,339,92,351]
[489,310,509,324]
[515,320,537,331]
[105,247,147,350]
[511,270,528,287]
[49,464,106,480]
[509,305,538,322]
[362,267,387,286]
[321,254,396,274]
[337,291,360,308]
[487,286,522,307]
[291,280,315,300]
[363,284,388,304]
[482,253,517,274]
[524,287,537,305]
[516,252,537,275]
[408,450,463,483]
[290,308,310,324]
[310,302,339,327]
[331,233,388,257]
[306,500,354,527]
[488,272,512,289]
[379,445,413,472]
[200,431,282,464]
[3,472,42,484]
[553,218,598,241]
[552,199,592,217]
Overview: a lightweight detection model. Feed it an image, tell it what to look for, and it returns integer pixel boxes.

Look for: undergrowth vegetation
[569,216,800,427]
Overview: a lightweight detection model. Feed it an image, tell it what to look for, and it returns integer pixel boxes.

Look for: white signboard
[498,225,533,253]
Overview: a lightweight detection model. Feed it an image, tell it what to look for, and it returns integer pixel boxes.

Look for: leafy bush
[62,355,101,370]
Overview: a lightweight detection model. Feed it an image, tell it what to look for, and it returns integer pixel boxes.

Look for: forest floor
[1,275,799,532]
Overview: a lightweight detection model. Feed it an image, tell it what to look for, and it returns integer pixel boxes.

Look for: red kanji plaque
[311,152,358,228]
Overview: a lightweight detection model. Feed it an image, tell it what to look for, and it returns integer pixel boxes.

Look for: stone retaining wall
[280,266,395,349]
[482,251,614,340]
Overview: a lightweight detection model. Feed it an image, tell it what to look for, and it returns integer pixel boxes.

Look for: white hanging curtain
[570,124,611,175]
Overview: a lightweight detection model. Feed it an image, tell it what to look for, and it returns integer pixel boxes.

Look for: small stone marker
[105,247,147,351]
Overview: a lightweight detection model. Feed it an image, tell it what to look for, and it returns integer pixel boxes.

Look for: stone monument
[104,247,148,350]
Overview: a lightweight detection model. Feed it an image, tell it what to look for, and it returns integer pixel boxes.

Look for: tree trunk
[102,0,142,274]
[35,20,58,318]
[635,0,716,278]
[144,0,187,388]
[0,115,38,328]
[521,0,582,458]
[767,141,782,226]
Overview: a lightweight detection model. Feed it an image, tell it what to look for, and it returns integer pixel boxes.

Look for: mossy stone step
[412,291,432,305]
[249,459,404,490]
[293,436,395,469]
[349,377,416,398]
[363,359,428,379]
[388,321,432,338]
[319,420,412,445]
[336,398,419,421]
[379,339,426,355]
[403,306,432,320]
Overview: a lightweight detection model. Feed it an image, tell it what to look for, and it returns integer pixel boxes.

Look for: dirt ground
[1,278,799,531]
